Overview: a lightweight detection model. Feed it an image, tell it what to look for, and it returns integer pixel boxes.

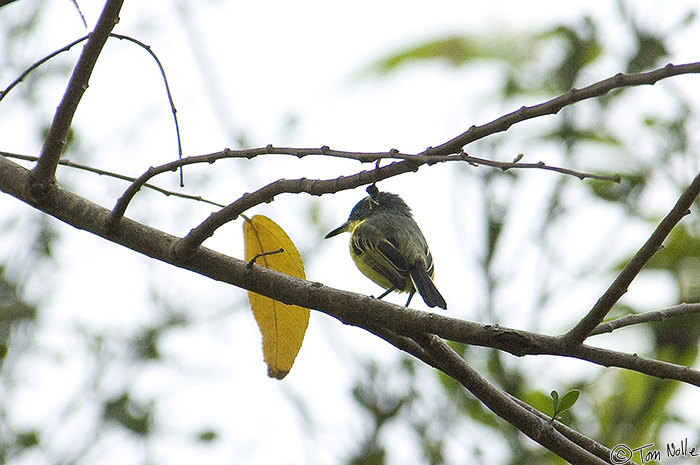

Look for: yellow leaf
[243,215,309,379]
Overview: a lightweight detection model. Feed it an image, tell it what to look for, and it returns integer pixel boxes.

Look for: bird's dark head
[348,192,412,222]
[324,191,412,239]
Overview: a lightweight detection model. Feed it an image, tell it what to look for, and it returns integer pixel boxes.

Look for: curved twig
[109,33,184,185]
[2,30,184,189]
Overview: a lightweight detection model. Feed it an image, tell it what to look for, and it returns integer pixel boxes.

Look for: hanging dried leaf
[243,215,309,379]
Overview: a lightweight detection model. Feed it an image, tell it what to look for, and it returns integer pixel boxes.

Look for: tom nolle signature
[611,438,699,464]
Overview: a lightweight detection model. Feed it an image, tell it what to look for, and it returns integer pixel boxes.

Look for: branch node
[246,248,284,269]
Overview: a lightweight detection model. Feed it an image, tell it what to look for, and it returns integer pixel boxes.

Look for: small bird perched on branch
[325,187,447,310]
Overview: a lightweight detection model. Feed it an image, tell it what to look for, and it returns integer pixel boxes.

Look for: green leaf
[17,431,40,448]
[558,389,581,413]
[364,34,530,76]
[627,32,668,73]
[537,19,602,91]
[523,390,556,416]
[646,224,700,271]
[587,173,646,204]
[103,393,151,436]
[197,430,218,442]
[550,390,560,412]
[550,389,580,423]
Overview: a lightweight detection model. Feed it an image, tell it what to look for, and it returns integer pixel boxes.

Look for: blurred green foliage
[104,393,152,436]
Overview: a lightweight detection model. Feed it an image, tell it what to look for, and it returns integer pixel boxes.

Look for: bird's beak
[324,221,350,239]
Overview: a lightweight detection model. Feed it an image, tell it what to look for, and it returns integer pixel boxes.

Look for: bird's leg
[377,288,395,300]
[404,291,415,307]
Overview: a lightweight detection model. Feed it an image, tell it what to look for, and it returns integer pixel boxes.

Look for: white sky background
[2,1,700,464]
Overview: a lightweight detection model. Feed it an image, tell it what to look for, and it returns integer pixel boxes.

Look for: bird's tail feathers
[410,268,447,310]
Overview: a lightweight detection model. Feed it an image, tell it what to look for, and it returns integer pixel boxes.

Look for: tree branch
[563,171,700,344]
[2,152,699,464]
[590,303,700,336]
[4,55,700,463]
[0,35,89,104]
[29,0,124,195]
[407,316,700,387]
[2,151,224,208]
[172,161,415,254]
[108,147,616,234]
[408,333,609,465]
[371,325,618,464]
[6,153,700,389]
[101,61,700,233]
[432,61,700,155]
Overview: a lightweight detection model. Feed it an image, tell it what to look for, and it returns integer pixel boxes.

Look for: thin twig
[1,151,224,207]
[460,152,620,182]
[111,146,619,181]
[0,35,90,103]
[68,0,88,28]
[590,303,700,336]
[246,248,284,268]
[1,32,183,187]
[109,33,184,186]
[167,145,619,184]
[114,148,616,250]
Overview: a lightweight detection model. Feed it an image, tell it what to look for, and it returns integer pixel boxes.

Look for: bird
[324,190,447,309]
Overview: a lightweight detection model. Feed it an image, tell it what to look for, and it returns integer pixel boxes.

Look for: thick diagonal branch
[29,0,124,194]
[409,333,609,465]
[563,171,700,344]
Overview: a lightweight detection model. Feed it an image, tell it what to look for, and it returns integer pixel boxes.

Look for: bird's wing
[352,221,409,290]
